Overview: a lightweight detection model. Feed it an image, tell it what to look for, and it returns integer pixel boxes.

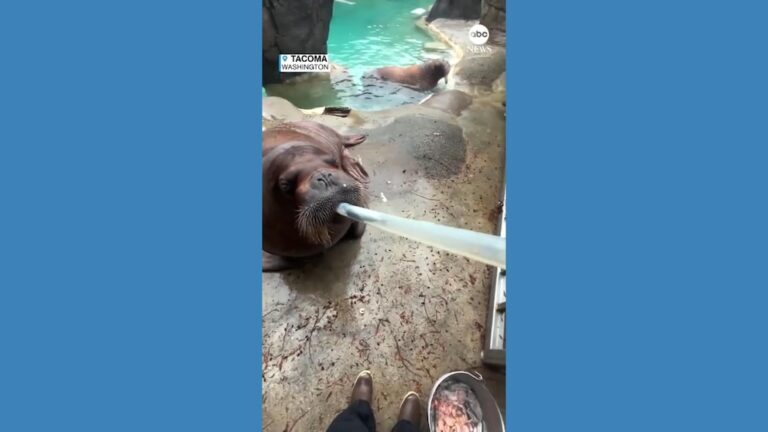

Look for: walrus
[262,121,370,272]
[367,59,451,91]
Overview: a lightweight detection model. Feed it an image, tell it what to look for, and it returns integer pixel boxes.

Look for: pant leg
[390,420,419,432]
[326,400,377,432]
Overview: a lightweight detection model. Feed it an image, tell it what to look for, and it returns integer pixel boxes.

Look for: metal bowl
[427,370,505,432]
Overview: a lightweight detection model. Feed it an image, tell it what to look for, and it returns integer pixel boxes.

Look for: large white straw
[336,203,505,269]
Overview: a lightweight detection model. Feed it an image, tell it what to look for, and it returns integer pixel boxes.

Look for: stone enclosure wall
[481,0,506,41]
[426,0,482,22]
[426,0,506,45]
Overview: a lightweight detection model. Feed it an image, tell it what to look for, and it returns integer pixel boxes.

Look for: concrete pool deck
[262,19,506,432]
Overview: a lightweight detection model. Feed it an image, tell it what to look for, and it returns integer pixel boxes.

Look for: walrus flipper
[263,252,301,272]
[341,133,366,147]
[341,149,369,184]
[340,133,368,182]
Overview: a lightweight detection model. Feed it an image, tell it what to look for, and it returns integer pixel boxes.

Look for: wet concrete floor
[262,96,505,431]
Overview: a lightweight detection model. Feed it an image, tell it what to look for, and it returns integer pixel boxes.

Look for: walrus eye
[278,177,294,194]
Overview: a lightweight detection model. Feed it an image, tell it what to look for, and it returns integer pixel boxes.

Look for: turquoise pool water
[265,0,451,111]
[328,0,436,81]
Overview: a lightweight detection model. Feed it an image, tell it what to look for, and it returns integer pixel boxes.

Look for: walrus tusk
[336,203,505,269]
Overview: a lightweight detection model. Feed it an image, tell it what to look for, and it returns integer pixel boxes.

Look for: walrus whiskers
[297,201,335,246]
[296,184,368,246]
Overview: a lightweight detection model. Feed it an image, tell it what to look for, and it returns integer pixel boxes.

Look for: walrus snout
[310,170,341,190]
[440,61,451,84]
[305,169,363,202]
[296,170,367,247]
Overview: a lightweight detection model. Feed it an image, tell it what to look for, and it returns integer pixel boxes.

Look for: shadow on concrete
[279,239,362,300]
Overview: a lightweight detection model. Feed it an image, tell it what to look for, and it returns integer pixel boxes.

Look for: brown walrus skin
[262,121,370,272]
[369,59,451,91]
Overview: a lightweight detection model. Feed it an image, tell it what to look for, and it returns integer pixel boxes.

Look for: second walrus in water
[367,59,451,91]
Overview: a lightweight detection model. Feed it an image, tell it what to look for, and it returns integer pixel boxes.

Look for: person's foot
[350,370,373,404]
[397,391,421,426]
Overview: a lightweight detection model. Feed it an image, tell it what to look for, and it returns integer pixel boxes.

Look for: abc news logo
[468,24,490,45]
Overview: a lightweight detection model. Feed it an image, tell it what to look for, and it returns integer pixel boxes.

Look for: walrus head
[265,141,368,247]
[425,59,451,85]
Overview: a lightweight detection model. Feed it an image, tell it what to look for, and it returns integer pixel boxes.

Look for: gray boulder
[481,0,506,44]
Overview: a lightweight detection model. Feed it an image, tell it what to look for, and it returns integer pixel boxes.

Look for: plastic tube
[337,203,505,269]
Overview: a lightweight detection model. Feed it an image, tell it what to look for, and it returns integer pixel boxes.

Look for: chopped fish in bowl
[431,381,482,432]
[428,371,505,432]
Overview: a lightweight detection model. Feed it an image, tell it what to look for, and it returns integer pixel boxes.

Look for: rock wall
[262,0,334,85]
[480,0,506,43]
[426,0,482,22]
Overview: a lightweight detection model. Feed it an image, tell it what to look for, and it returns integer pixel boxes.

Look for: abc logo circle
[468,24,489,45]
